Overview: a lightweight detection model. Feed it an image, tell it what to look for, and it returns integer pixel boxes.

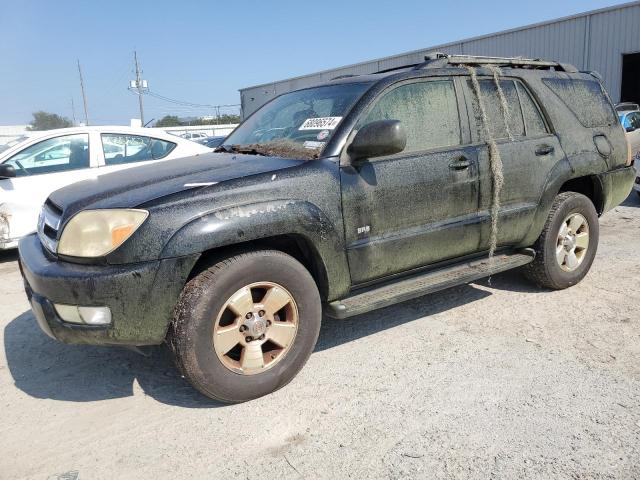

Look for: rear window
[542,78,617,128]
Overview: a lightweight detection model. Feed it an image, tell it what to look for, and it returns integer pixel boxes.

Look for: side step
[326,251,535,319]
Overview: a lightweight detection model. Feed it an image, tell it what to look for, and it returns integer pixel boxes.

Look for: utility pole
[77,60,89,125]
[128,51,148,126]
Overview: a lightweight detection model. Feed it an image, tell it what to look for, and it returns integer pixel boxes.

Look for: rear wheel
[168,250,321,403]
[524,192,599,290]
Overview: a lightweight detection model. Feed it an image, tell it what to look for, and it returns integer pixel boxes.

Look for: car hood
[49,152,304,219]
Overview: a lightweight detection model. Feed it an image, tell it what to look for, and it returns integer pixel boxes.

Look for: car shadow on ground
[621,190,640,207]
[316,283,491,352]
[5,283,492,408]
[473,268,545,293]
[4,311,218,408]
[0,249,19,264]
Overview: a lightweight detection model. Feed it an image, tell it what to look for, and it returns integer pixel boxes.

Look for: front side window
[362,79,461,154]
[224,83,371,159]
[101,134,176,166]
[468,79,525,140]
[3,134,89,177]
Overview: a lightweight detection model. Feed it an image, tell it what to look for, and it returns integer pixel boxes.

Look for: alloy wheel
[212,282,299,375]
[556,213,589,272]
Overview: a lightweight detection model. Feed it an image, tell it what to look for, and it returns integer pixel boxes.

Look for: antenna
[77,60,89,125]
[70,98,77,125]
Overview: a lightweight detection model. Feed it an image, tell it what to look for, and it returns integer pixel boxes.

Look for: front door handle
[535,145,554,156]
[449,156,470,170]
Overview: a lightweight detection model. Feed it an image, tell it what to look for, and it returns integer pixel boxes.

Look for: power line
[146,90,239,109]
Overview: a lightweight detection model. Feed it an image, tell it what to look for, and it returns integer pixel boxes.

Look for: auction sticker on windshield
[299,117,342,130]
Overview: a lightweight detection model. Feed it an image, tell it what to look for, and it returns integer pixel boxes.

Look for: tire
[524,192,599,290]
[168,250,321,403]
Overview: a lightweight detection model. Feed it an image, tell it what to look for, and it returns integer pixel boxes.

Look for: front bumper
[19,234,199,346]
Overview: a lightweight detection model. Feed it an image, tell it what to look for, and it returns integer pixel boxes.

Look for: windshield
[0,135,29,154]
[223,83,370,159]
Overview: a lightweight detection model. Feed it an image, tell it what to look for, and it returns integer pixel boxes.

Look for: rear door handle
[535,145,554,156]
[449,156,471,170]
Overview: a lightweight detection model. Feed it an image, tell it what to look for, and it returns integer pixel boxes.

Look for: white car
[180,132,208,140]
[0,126,211,249]
[619,111,640,197]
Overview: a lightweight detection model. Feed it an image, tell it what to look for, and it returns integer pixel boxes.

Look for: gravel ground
[1,193,639,480]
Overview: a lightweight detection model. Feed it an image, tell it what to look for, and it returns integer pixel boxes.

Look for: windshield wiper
[214,144,266,156]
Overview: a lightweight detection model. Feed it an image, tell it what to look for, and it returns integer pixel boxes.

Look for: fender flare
[161,199,351,300]
[520,157,574,246]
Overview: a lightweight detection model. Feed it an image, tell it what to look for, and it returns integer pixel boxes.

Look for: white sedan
[0,126,211,249]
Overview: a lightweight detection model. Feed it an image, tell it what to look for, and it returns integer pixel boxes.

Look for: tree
[193,114,241,125]
[27,111,73,131]
[154,114,241,128]
[155,115,182,127]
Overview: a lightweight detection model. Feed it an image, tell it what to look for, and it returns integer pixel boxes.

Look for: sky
[0,0,628,126]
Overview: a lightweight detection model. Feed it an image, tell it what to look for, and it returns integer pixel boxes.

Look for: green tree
[155,115,183,127]
[194,114,241,125]
[27,111,73,131]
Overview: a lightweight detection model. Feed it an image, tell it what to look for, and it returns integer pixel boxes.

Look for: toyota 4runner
[17,54,635,402]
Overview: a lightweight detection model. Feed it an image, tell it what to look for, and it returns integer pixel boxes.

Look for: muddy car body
[19,54,635,402]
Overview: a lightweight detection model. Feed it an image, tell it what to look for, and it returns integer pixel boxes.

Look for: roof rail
[330,74,360,81]
[415,53,578,72]
[375,63,420,74]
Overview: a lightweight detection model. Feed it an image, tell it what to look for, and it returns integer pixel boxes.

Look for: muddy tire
[524,192,599,290]
[168,250,321,403]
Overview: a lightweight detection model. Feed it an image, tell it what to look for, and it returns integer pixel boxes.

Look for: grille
[38,199,63,253]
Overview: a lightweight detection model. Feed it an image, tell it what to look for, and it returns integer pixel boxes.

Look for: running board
[326,251,535,319]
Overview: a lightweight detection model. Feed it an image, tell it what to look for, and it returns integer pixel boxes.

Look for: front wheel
[524,192,599,290]
[168,250,321,403]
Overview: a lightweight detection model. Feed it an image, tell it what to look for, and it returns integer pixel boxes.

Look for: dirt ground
[1,194,639,480]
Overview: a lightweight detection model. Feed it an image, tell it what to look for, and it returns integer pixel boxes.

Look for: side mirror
[0,164,16,179]
[348,120,407,163]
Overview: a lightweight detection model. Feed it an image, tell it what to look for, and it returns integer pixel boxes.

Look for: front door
[0,133,95,243]
[340,77,482,285]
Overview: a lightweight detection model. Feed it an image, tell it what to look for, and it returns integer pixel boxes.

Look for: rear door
[462,76,564,249]
[96,133,178,175]
[340,77,481,284]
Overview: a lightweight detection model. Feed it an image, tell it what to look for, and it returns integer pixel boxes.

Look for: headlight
[58,209,149,257]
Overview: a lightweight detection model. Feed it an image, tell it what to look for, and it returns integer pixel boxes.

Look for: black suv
[17,55,635,402]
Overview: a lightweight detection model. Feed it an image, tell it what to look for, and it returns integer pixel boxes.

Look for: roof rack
[416,53,578,72]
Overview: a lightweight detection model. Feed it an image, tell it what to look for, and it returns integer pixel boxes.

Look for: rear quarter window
[542,78,617,128]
